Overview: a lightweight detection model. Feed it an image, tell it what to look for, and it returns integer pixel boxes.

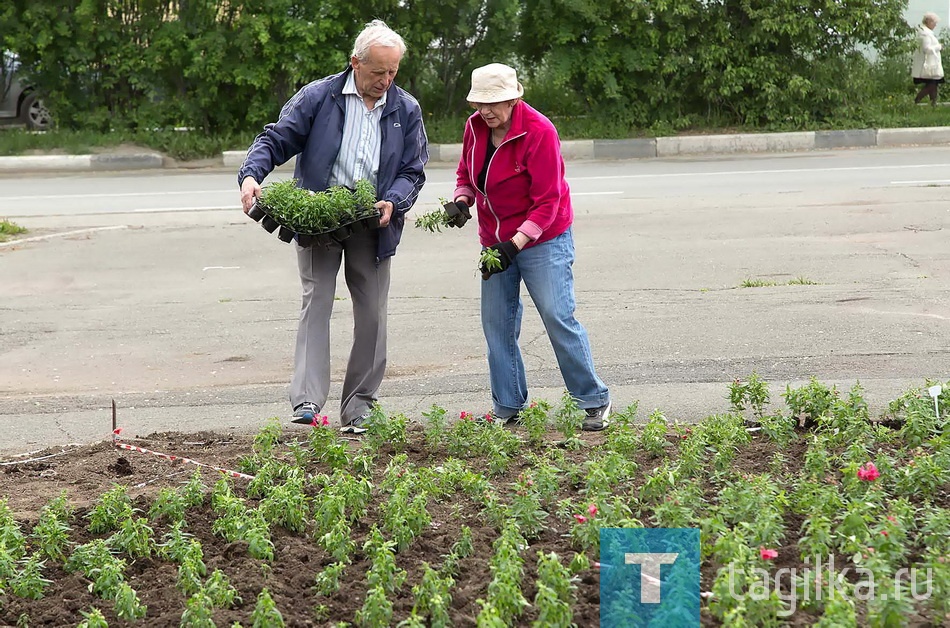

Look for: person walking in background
[238,20,428,433]
[449,63,611,431]
[913,12,945,105]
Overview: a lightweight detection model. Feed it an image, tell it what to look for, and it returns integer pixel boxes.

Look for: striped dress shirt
[328,71,385,190]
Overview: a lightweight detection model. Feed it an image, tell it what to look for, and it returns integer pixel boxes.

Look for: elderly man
[238,20,428,433]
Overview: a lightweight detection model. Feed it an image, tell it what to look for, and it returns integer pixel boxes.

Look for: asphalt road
[1,147,948,456]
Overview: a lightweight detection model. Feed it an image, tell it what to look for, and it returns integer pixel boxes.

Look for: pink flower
[588,504,598,517]
[857,462,880,482]
[309,415,330,428]
[460,411,473,421]
[880,530,889,537]
[484,413,494,423]
[573,514,588,524]
[886,515,897,523]
[759,547,778,560]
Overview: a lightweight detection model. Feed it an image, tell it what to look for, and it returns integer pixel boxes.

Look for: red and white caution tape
[112,429,254,480]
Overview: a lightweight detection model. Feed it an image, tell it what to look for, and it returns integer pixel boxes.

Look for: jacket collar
[469,100,527,143]
[331,66,402,116]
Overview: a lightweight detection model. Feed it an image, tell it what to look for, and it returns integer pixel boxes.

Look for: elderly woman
[913,12,944,105]
[449,63,612,431]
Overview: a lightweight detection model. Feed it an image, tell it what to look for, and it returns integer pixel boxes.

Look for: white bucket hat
[466,63,524,103]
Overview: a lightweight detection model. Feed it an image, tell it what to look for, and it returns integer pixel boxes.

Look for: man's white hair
[352,20,406,61]
[923,12,939,26]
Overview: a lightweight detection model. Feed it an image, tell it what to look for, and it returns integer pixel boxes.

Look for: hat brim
[466,82,524,103]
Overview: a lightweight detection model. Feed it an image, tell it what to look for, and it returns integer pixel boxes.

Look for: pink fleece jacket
[454,101,573,249]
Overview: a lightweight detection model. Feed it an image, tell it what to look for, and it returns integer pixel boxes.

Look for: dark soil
[0,421,943,627]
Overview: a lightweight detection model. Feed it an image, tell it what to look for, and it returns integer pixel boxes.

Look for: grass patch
[0,219,27,242]
[739,278,779,288]
[0,129,256,161]
[740,276,821,288]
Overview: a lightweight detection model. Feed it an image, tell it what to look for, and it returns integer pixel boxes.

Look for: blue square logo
[600,528,700,627]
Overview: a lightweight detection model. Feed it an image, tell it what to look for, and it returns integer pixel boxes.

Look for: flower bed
[248,178,381,247]
[0,379,948,626]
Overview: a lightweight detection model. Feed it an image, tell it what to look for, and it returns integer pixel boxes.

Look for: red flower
[573,514,588,524]
[588,504,598,517]
[886,515,897,523]
[460,411,473,421]
[759,547,778,560]
[857,462,880,481]
[310,415,329,428]
[484,413,494,423]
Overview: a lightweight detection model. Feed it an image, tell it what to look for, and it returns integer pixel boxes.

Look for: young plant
[553,393,584,450]
[728,372,771,417]
[422,404,449,449]
[148,487,187,524]
[415,207,454,232]
[410,563,454,628]
[252,416,284,457]
[483,523,529,624]
[87,485,133,534]
[113,581,147,620]
[519,401,551,449]
[479,247,503,274]
[259,473,310,533]
[508,476,549,539]
[31,506,72,562]
[363,404,409,451]
[315,562,346,596]
[10,553,52,599]
[77,608,109,628]
[107,516,155,559]
[640,409,669,457]
[532,552,576,628]
[181,469,207,508]
[783,378,838,426]
[250,587,285,627]
[205,568,242,608]
[181,592,216,628]
[356,584,393,627]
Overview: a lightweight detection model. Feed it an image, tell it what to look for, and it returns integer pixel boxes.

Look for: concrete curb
[4,127,950,173]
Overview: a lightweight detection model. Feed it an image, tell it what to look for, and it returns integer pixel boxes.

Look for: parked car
[1,52,52,130]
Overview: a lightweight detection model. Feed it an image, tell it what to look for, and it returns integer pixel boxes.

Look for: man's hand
[480,240,521,279]
[240,177,261,214]
[444,200,472,228]
[376,200,395,227]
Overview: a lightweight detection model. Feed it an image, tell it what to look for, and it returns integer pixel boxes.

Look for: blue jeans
[481,228,610,418]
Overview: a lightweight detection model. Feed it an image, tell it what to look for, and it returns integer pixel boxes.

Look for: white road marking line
[572,163,950,181]
[202,266,241,271]
[133,206,242,212]
[5,190,234,201]
[573,191,623,196]
[889,179,950,185]
[0,225,127,248]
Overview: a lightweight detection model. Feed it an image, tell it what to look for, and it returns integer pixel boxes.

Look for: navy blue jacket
[238,67,428,261]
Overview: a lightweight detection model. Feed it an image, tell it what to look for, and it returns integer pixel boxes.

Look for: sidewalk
[2,126,950,173]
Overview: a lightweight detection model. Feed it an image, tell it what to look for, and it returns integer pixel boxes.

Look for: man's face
[351,45,401,101]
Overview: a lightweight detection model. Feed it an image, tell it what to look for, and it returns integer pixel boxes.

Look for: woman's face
[471,100,515,129]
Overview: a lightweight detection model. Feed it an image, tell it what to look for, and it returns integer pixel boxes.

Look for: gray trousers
[289,230,391,424]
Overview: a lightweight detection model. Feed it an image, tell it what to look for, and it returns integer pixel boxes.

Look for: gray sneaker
[583,402,611,432]
[341,414,370,435]
[291,402,320,425]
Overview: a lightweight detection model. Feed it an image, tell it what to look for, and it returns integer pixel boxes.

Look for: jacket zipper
[473,123,526,243]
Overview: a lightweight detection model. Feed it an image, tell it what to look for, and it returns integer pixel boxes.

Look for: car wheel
[20,92,52,131]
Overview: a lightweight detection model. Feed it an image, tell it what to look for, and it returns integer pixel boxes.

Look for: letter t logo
[624,553,679,603]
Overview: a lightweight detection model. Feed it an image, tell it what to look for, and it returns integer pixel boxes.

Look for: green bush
[0,0,940,148]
